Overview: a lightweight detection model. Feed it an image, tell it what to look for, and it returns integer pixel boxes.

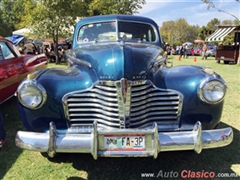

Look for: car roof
[74,15,160,34]
[72,15,161,49]
[77,14,158,26]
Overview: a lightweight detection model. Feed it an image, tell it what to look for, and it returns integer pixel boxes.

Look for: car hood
[68,42,165,81]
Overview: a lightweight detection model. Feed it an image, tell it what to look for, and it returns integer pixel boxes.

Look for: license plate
[104,134,145,151]
[221,56,224,59]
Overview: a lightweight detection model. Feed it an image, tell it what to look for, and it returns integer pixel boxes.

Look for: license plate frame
[104,134,145,151]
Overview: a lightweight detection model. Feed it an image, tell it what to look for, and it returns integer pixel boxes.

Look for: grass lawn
[0,55,239,180]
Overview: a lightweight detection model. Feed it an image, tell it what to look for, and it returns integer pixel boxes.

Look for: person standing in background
[24,41,36,54]
[183,44,188,58]
[179,44,184,58]
[202,42,207,60]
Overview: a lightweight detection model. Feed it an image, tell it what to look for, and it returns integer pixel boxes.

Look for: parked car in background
[5,34,25,46]
[43,40,71,63]
[0,114,6,148]
[194,47,202,56]
[186,48,193,56]
[0,36,48,103]
[15,15,233,160]
[171,48,177,55]
[206,47,217,57]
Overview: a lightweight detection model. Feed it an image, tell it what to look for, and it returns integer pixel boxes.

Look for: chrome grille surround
[62,79,183,131]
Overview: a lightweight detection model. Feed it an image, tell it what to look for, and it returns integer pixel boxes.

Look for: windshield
[77,21,156,43]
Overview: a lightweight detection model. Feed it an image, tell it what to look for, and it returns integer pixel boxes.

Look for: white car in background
[206,47,217,57]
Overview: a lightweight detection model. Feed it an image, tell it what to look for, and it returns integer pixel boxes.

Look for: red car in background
[194,47,202,56]
[0,36,48,103]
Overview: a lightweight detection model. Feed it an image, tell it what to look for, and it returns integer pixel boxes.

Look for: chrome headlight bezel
[17,80,47,109]
[198,78,227,104]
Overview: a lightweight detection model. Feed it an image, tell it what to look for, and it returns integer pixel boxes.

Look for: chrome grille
[64,84,120,128]
[63,80,182,129]
[129,83,180,128]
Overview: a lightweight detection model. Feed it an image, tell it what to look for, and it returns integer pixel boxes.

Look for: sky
[136,0,240,27]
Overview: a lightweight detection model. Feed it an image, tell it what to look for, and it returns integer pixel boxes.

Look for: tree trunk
[237,46,240,64]
[55,32,60,64]
[53,38,60,64]
[53,42,59,64]
[55,49,59,64]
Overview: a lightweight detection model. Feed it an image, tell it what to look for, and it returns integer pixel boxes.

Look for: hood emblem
[121,78,128,104]
[117,78,131,129]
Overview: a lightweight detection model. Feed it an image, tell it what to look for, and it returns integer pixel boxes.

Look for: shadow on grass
[45,122,239,180]
[0,97,239,180]
[0,97,23,180]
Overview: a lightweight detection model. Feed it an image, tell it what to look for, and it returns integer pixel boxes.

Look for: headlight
[198,80,227,104]
[18,81,47,109]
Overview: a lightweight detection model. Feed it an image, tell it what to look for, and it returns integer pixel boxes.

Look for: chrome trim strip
[68,103,117,112]
[131,107,178,116]
[15,121,233,158]
[70,116,119,124]
[66,53,92,68]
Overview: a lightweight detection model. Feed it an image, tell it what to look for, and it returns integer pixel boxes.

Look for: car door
[0,40,24,103]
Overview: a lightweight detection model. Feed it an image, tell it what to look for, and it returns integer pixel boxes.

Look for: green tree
[187,25,199,43]
[88,0,146,15]
[21,0,89,64]
[0,0,25,36]
[174,18,191,44]
[0,10,10,36]
[160,18,200,46]
[233,19,240,26]
[160,21,175,45]
[198,26,207,40]
[221,20,233,26]
[206,18,220,30]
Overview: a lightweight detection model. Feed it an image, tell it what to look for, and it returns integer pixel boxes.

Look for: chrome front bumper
[15,121,233,159]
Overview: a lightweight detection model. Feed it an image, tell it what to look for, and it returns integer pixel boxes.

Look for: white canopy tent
[205,26,236,42]
[13,28,31,36]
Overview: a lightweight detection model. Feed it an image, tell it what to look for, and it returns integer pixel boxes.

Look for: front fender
[153,65,224,129]
[18,66,98,132]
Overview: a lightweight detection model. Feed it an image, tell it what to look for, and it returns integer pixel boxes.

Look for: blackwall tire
[224,61,230,64]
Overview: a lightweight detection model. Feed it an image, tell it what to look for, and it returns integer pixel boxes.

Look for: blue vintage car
[15,15,233,159]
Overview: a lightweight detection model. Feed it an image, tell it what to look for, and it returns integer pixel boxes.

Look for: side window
[0,42,15,59]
